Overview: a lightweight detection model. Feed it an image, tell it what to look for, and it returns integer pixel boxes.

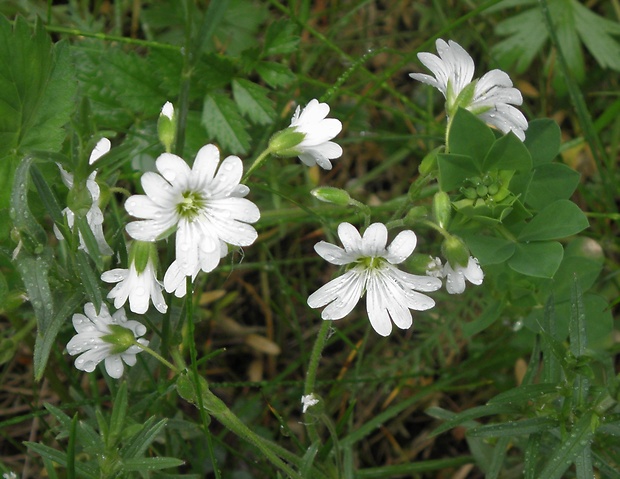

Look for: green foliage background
[0,1,618,478]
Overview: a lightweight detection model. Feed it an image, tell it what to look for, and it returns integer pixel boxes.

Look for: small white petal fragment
[67,303,148,378]
[410,39,527,140]
[301,393,319,413]
[308,222,441,336]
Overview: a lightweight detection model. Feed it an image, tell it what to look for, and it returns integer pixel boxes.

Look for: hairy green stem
[243,148,273,182]
[303,321,331,444]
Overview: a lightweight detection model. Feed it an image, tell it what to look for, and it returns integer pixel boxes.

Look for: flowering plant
[2,5,615,479]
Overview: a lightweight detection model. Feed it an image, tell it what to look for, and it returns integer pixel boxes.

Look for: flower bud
[67,182,93,218]
[442,235,470,269]
[157,101,176,153]
[432,191,452,229]
[418,146,442,175]
[102,324,138,355]
[268,127,306,157]
[311,186,351,206]
[129,241,158,274]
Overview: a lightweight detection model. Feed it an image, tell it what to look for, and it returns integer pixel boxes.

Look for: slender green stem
[349,199,371,228]
[184,276,221,479]
[303,321,331,443]
[242,148,273,182]
[38,24,180,51]
[134,342,178,373]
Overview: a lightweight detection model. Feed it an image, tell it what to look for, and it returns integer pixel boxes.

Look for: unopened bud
[157,101,176,153]
[311,186,351,206]
[268,128,306,157]
[432,191,452,229]
[442,235,470,269]
[102,324,137,355]
[418,146,442,176]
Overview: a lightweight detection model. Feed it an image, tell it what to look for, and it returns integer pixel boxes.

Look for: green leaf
[75,249,104,314]
[508,241,563,278]
[537,411,596,479]
[524,119,562,165]
[555,0,585,82]
[109,382,128,447]
[462,299,503,337]
[122,457,184,472]
[25,442,98,479]
[437,154,480,192]
[518,200,589,241]
[0,17,76,208]
[525,163,580,210]
[487,383,559,406]
[202,92,250,154]
[468,417,558,438]
[482,132,532,172]
[493,7,547,73]
[34,292,84,381]
[429,404,520,437]
[448,108,496,162]
[492,0,620,78]
[0,17,75,156]
[462,234,516,265]
[255,61,296,88]
[263,19,300,56]
[573,0,620,72]
[232,79,276,125]
[120,416,168,459]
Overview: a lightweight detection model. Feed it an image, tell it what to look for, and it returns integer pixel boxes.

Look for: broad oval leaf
[518,199,589,242]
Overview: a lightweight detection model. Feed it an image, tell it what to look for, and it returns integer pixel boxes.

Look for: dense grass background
[0,1,618,478]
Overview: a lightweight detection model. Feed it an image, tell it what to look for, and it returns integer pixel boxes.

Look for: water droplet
[135,286,146,296]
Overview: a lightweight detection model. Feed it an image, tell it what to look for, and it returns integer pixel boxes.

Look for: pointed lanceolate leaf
[34,292,84,381]
[202,92,250,154]
[518,200,589,242]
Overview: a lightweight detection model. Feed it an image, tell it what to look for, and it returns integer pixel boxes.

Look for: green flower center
[356,256,385,269]
[177,191,205,220]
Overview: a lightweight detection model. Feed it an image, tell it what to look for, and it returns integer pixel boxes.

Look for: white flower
[301,393,319,414]
[124,144,260,281]
[67,303,148,379]
[101,252,167,314]
[161,101,174,119]
[443,256,484,294]
[289,99,343,170]
[3,472,17,479]
[410,39,527,140]
[53,138,113,255]
[307,222,442,337]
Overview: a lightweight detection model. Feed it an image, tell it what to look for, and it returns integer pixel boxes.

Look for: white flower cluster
[62,40,517,373]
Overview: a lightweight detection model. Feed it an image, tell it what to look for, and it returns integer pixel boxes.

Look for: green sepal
[268,128,306,157]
